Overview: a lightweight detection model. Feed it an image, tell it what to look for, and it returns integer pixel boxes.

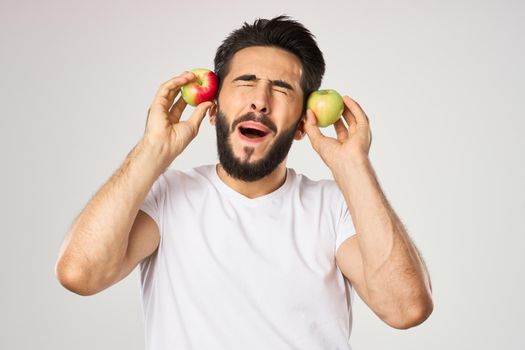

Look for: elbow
[55,260,100,296]
[386,298,434,330]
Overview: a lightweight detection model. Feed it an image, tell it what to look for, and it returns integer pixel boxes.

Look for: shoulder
[163,164,214,182]
[290,169,343,200]
[156,164,215,194]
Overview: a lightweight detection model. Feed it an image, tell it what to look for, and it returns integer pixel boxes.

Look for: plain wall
[1,0,523,349]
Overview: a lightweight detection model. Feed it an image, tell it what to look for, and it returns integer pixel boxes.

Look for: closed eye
[237,84,287,95]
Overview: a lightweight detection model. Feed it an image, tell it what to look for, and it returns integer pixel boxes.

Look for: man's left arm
[303,95,433,329]
[333,156,433,329]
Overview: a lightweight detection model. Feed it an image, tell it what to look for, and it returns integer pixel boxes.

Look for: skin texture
[55,71,214,295]
[302,96,434,329]
[214,107,301,182]
[208,46,307,198]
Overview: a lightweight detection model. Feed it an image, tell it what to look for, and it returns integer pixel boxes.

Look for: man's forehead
[226,46,302,86]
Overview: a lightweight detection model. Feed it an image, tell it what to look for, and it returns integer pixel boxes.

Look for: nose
[249,85,271,114]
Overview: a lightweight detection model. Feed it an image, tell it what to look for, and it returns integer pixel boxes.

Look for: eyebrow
[232,74,295,91]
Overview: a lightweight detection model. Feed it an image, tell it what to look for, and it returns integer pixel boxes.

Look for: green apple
[306,89,344,128]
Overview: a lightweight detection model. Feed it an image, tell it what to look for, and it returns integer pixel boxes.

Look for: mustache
[230,112,277,135]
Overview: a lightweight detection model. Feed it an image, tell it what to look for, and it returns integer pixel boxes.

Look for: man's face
[211,46,306,182]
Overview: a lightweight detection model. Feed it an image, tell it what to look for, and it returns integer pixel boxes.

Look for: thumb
[303,109,325,152]
[188,101,214,132]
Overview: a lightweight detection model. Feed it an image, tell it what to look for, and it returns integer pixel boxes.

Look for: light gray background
[1,0,523,349]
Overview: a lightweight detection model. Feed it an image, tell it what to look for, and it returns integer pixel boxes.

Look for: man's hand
[303,95,372,172]
[144,71,215,164]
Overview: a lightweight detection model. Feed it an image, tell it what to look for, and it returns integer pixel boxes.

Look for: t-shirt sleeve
[139,173,167,231]
[334,187,357,252]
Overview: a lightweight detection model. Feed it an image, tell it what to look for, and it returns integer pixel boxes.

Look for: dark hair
[214,15,325,105]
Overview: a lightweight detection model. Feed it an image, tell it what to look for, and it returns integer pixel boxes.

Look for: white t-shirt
[139,164,357,350]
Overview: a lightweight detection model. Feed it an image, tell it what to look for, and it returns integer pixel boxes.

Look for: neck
[216,162,288,199]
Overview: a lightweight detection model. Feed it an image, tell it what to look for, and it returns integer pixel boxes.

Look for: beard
[215,107,302,182]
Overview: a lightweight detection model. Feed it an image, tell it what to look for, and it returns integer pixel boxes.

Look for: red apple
[306,89,344,127]
[181,68,218,106]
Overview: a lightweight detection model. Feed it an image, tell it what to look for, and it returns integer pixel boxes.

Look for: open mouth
[239,126,269,139]
[235,121,274,144]
[237,126,271,144]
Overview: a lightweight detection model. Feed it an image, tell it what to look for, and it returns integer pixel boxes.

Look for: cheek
[276,99,303,120]
[219,88,249,114]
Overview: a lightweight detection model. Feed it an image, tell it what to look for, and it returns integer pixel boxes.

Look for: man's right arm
[55,71,214,296]
[55,138,167,296]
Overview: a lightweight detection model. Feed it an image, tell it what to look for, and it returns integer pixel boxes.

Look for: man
[56,15,433,349]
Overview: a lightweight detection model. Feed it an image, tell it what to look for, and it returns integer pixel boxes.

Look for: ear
[293,113,307,140]
[208,100,218,126]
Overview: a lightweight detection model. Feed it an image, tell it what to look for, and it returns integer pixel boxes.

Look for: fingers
[333,118,348,141]
[303,109,326,152]
[343,95,372,150]
[188,101,214,133]
[343,95,369,125]
[150,71,196,112]
[168,96,187,123]
[341,96,357,131]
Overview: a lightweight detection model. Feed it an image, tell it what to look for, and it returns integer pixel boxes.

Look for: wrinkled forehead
[225,46,303,90]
